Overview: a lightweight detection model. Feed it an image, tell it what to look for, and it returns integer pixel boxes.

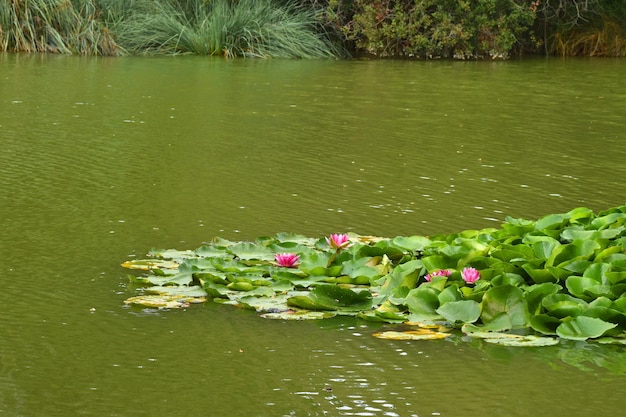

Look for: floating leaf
[566,276,613,301]
[556,316,618,341]
[529,314,562,335]
[148,249,197,260]
[194,245,229,258]
[287,285,372,312]
[144,285,207,298]
[373,329,451,340]
[227,242,274,261]
[436,300,481,324]
[542,293,587,318]
[484,335,559,347]
[124,295,198,309]
[535,213,569,231]
[261,310,337,320]
[378,259,423,297]
[405,287,441,320]
[594,337,626,345]
[461,323,524,339]
[481,285,528,329]
[392,235,432,252]
[546,240,600,268]
[522,264,558,284]
[525,283,562,315]
[561,228,624,242]
[121,259,179,270]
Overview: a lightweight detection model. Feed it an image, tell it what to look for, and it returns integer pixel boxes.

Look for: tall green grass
[0,0,123,55]
[1,0,343,57]
[111,0,344,58]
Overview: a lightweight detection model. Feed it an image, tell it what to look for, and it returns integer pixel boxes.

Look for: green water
[1,53,625,416]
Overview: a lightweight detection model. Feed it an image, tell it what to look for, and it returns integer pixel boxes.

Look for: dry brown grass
[554,20,626,57]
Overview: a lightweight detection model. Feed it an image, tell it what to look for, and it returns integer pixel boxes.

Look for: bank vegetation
[1,0,625,58]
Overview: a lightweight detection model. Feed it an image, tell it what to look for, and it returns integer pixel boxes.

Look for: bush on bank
[1,0,625,57]
[322,0,536,59]
[311,0,626,58]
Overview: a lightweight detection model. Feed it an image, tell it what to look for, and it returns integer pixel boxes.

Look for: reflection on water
[269,321,626,417]
[1,54,626,416]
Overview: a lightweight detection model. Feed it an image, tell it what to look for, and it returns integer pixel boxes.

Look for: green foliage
[3,0,625,57]
[324,0,536,58]
[123,204,626,345]
[0,0,344,57]
[109,0,344,57]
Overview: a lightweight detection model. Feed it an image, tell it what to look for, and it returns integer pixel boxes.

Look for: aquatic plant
[275,253,300,268]
[424,269,452,282]
[461,267,480,284]
[122,204,626,346]
[326,233,351,250]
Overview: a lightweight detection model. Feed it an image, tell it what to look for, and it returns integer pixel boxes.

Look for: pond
[1,53,625,416]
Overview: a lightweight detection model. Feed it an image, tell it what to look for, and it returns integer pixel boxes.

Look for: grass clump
[0,0,123,55]
[112,0,344,58]
[1,0,343,57]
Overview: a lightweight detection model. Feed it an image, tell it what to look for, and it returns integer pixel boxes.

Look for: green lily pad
[144,285,207,297]
[260,310,337,320]
[148,249,198,260]
[436,300,481,324]
[226,242,275,260]
[556,316,618,340]
[594,337,626,345]
[481,285,528,329]
[121,204,626,343]
[287,285,372,311]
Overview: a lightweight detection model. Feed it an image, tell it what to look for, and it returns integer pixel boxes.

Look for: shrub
[324,0,536,59]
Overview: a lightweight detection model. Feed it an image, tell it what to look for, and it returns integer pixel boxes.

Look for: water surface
[1,53,625,416]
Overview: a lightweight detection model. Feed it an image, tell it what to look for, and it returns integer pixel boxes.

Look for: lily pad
[121,259,179,270]
[287,285,372,311]
[436,300,481,324]
[372,329,452,340]
[483,335,559,347]
[144,285,207,297]
[124,295,199,309]
[260,310,336,320]
[121,204,626,340]
[556,316,618,340]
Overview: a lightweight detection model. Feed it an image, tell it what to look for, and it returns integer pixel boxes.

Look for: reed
[113,0,343,58]
[554,20,626,57]
[0,0,123,54]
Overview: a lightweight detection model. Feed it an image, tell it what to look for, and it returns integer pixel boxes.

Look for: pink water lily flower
[461,267,481,284]
[326,233,351,250]
[424,269,452,282]
[274,253,300,268]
